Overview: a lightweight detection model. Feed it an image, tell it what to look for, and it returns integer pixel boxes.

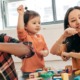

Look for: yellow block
[75,70,80,75]
[61,73,69,80]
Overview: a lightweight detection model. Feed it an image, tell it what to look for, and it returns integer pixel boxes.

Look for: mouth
[76,26,80,29]
[35,28,40,31]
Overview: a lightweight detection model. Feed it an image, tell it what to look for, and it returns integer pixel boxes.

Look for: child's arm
[17,5,28,41]
[39,35,49,57]
[17,5,24,29]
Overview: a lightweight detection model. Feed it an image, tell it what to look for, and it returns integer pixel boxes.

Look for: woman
[50,6,80,70]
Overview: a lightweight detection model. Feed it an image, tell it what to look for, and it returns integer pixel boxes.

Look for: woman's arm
[50,27,78,56]
[0,43,31,57]
[50,33,67,56]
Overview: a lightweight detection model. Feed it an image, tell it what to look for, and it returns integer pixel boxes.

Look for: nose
[37,23,40,27]
[76,19,80,28]
[76,19,80,24]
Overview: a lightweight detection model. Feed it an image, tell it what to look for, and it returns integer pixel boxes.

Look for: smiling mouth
[76,27,80,30]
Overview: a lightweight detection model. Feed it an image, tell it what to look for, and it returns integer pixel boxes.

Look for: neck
[28,31,36,36]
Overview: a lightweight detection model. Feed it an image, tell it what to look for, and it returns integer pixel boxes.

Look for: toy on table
[74,76,80,80]
[61,73,69,80]
[74,70,80,75]
[65,65,72,73]
[53,74,62,80]
[40,71,54,80]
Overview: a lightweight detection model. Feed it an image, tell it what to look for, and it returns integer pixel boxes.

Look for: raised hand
[17,5,24,15]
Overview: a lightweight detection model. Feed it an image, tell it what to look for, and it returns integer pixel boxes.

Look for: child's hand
[39,50,49,57]
[17,5,24,15]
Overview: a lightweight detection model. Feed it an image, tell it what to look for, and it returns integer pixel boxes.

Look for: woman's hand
[63,27,78,38]
[61,52,70,61]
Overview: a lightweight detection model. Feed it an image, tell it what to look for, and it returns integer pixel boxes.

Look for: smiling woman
[50,6,80,70]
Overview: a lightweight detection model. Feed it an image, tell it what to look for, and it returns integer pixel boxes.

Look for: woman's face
[68,9,80,32]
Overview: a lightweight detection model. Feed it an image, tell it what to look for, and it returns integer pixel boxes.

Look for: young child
[17,5,49,78]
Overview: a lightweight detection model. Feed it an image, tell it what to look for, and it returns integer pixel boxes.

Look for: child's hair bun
[25,7,28,10]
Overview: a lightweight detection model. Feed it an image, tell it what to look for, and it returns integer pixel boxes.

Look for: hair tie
[25,7,28,10]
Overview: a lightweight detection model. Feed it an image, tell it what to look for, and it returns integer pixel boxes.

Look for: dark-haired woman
[50,6,80,70]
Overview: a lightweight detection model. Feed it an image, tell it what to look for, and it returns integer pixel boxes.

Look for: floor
[15,62,22,78]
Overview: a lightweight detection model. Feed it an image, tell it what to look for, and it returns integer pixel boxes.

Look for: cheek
[69,23,76,28]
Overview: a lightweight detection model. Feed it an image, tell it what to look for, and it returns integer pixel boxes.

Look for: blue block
[53,76,62,80]
[74,76,80,80]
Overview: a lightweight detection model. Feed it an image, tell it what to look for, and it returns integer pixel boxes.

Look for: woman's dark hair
[64,6,80,29]
[64,6,80,52]
[24,9,40,26]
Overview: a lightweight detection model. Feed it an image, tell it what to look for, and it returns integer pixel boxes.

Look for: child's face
[68,9,80,32]
[25,16,41,34]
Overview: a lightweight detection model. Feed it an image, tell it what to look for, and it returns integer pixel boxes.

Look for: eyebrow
[69,17,75,20]
[70,14,80,19]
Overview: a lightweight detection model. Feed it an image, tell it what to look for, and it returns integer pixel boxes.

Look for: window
[6,0,53,27]
[55,0,80,20]
[0,0,80,29]
[0,8,3,29]
[0,1,3,29]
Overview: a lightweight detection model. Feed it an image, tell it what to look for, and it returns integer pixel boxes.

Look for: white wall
[0,23,72,69]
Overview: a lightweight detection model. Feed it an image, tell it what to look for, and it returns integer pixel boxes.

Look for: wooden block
[61,73,69,80]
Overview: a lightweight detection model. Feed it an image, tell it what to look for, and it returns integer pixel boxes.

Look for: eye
[33,22,36,24]
[71,20,76,22]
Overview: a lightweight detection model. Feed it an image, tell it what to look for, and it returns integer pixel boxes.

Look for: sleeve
[41,35,48,50]
[17,28,28,41]
[19,42,35,59]
[0,33,7,42]
[0,33,20,43]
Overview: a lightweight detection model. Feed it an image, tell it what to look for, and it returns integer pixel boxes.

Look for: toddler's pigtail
[25,7,28,11]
